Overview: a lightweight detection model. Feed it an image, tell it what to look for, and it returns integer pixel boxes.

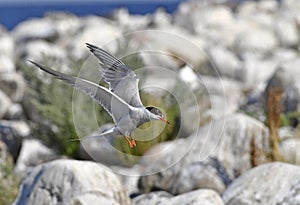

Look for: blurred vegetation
[19,50,181,161]
[18,58,96,157]
[0,149,19,205]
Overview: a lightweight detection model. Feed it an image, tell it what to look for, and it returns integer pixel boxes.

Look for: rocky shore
[0,0,300,204]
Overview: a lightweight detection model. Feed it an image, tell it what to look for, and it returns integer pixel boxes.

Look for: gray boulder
[0,89,11,118]
[223,162,300,205]
[13,159,130,205]
[0,73,26,102]
[133,189,224,205]
[14,139,58,179]
[138,114,270,195]
[78,124,129,166]
[0,55,15,74]
[12,18,58,43]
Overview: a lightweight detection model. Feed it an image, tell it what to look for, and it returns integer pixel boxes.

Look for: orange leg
[124,136,136,148]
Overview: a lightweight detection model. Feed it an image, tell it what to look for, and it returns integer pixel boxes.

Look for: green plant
[0,151,19,205]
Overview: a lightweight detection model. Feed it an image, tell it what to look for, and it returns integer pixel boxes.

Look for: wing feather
[29,61,131,123]
[86,43,143,107]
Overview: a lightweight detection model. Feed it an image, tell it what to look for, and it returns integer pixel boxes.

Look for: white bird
[29,43,169,148]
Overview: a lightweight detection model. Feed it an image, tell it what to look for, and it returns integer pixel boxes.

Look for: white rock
[275,17,299,47]
[70,16,121,60]
[0,120,30,138]
[13,159,130,205]
[14,139,58,178]
[133,189,224,205]
[234,27,278,59]
[0,73,26,102]
[208,46,242,80]
[78,124,130,166]
[20,40,67,63]
[13,18,58,42]
[0,89,11,118]
[45,12,81,39]
[280,138,300,164]
[113,8,151,31]
[138,114,270,194]
[223,162,300,205]
[0,34,15,59]
[239,58,277,91]
[5,103,23,120]
[0,55,15,73]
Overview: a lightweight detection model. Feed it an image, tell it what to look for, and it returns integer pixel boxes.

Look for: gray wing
[86,43,143,107]
[29,61,131,123]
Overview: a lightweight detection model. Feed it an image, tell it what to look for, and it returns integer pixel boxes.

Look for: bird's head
[146,106,170,125]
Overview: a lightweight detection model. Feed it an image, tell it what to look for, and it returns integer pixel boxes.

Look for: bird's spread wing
[86,43,143,107]
[29,61,132,123]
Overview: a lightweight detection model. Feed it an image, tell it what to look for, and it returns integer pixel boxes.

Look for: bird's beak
[160,117,170,125]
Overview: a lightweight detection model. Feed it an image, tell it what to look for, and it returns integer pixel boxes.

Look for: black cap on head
[146,106,163,117]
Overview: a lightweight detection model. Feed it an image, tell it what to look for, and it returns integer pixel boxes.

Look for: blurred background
[1,0,300,204]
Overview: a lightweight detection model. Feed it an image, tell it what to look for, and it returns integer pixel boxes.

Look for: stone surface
[13,18,58,42]
[0,123,22,161]
[138,114,270,195]
[0,73,26,102]
[14,139,58,178]
[133,189,224,205]
[280,138,300,165]
[223,162,300,205]
[0,89,11,118]
[0,55,15,73]
[78,124,129,166]
[0,120,30,138]
[208,46,242,80]
[13,159,130,205]
[234,27,278,59]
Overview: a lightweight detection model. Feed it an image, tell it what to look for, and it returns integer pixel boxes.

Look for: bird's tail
[66,126,119,142]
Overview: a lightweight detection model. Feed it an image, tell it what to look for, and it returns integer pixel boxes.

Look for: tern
[29,43,169,148]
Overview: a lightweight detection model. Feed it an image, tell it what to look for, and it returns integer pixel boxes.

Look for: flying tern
[29,43,169,148]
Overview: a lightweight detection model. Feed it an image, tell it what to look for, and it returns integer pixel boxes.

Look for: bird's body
[29,43,169,148]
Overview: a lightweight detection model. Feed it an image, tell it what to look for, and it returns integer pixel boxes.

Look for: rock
[5,103,23,120]
[0,73,26,102]
[239,58,277,91]
[0,55,15,74]
[280,138,300,164]
[112,165,142,196]
[132,29,208,70]
[223,162,300,205]
[0,33,15,59]
[12,18,58,43]
[208,46,242,80]
[0,89,11,118]
[138,114,270,195]
[45,12,81,40]
[234,27,278,59]
[14,139,58,179]
[200,76,245,118]
[0,120,30,138]
[0,123,22,161]
[13,159,130,205]
[274,17,299,47]
[113,8,151,31]
[69,16,121,60]
[151,8,172,28]
[78,124,130,166]
[263,58,300,112]
[133,189,224,205]
[133,191,172,205]
[19,40,68,65]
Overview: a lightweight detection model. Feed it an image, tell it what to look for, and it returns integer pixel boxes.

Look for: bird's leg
[129,134,136,147]
[124,136,135,148]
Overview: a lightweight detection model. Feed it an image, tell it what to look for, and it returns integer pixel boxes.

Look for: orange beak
[160,117,170,125]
